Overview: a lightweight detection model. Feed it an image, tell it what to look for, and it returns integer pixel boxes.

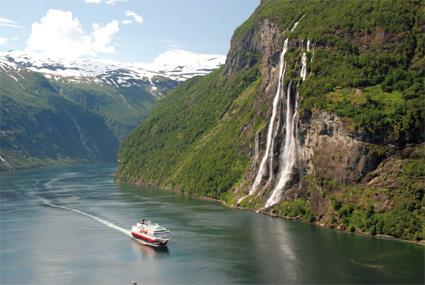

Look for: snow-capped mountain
[0,50,226,93]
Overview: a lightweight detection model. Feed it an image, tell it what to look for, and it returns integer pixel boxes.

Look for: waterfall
[249,39,289,196]
[300,52,307,81]
[307,40,311,52]
[239,18,305,206]
[291,18,302,32]
[264,82,299,208]
[264,48,307,208]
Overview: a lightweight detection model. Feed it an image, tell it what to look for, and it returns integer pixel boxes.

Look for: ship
[130,219,170,247]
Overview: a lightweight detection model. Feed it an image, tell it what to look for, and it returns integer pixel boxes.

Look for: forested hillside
[0,70,119,169]
[118,0,424,241]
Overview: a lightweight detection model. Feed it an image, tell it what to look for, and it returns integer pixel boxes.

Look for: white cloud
[150,49,226,69]
[0,17,25,29]
[91,20,119,53]
[0,36,8,46]
[106,0,127,5]
[122,19,132,25]
[125,10,143,24]
[12,36,19,41]
[25,9,119,59]
[84,0,126,5]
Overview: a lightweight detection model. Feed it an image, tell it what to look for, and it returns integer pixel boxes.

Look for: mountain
[0,69,119,169]
[117,0,424,241]
[0,50,225,170]
[1,50,225,89]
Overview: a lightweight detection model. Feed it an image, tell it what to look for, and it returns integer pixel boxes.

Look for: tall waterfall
[239,17,306,206]
[264,48,308,208]
[249,39,289,196]
[264,82,299,208]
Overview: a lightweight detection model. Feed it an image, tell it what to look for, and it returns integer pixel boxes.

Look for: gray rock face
[299,111,383,186]
[224,20,281,76]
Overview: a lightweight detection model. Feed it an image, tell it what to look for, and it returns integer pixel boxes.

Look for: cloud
[150,49,226,68]
[0,36,8,46]
[122,19,132,25]
[12,36,19,41]
[91,20,119,53]
[106,0,127,5]
[25,9,119,59]
[125,10,143,24]
[84,0,126,5]
[0,17,25,29]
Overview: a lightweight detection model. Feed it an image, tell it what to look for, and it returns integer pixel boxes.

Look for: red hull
[131,231,168,246]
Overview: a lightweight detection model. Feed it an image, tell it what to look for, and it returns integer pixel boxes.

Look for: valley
[1,1,424,284]
[0,50,225,170]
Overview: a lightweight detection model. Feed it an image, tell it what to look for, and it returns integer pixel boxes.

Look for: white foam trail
[250,39,289,196]
[40,198,131,237]
[265,82,299,208]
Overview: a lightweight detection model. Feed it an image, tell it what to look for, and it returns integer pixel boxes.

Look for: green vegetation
[118,67,261,198]
[319,144,425,240]
[329,188,424,241]
[277,199,315,223]
[302,85,424,142]
[57,82,157,139]
[0,71,119,170]
[336,203,423,240]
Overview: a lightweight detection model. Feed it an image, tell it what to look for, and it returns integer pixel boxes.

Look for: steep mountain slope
[118,0,424,241]
[0,70,118,169]
[0,51,225,169]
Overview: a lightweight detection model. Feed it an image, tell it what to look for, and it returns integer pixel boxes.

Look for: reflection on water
[131,240,170,259]
[1,164,424,285]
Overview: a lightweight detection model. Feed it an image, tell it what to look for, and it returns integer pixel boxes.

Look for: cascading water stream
[238,17,305,206]
[248,39,289,196]
[300,52,307,81]
[291,19,301,32]
[264,46,308,208]
[264,82,298,208]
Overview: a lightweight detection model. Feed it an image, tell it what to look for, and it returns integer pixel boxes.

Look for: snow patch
[0,50,225,88]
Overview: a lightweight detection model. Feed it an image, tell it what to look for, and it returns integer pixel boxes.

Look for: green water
[1,164,423,284]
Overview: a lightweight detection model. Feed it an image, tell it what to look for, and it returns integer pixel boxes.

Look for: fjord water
[1,164,423,284]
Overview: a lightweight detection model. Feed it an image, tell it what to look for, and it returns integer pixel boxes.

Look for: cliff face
[117,0,424,241]
[296,110,424,241]
[300,111,381,188]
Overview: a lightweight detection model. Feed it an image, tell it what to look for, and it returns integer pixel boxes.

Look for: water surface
[1,164,423,284]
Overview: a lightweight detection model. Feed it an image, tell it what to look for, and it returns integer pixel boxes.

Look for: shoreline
[117,179,425,247]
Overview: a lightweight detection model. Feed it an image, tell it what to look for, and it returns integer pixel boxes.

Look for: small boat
[130,219,170,247]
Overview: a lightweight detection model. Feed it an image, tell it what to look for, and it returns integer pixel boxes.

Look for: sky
[0,0,259,63]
